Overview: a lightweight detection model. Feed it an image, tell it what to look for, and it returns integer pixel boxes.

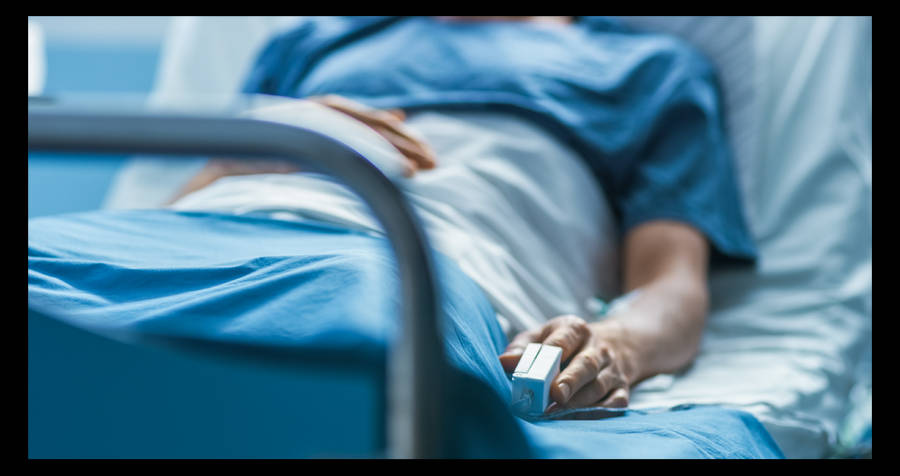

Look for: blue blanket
[28,210,783,458]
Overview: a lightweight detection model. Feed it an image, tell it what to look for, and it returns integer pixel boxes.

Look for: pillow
[104,16,304,209]
[28,21,46,96]
[614,16,758,230]
[148,16,304,109]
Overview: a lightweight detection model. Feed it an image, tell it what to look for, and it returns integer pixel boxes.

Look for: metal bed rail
[27,109,445,458]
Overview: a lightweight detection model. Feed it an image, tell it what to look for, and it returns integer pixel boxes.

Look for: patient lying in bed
[30,16,871,457]
[164,16,757,414]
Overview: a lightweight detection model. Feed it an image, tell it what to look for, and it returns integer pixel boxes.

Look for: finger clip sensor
[510,343,562,416]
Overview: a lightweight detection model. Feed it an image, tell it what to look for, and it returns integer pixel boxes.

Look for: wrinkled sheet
[28,210,783,458]
[628,17,872,458]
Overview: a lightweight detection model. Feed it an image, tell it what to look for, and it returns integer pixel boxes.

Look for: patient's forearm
[603,272,708,385]
[607,220,710,384]
[499,221,708,408]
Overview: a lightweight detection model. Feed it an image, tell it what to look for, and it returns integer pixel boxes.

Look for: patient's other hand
[499,315,636,410]
[166,158,300,205]
[308,94,437,177]
[166,94,436,204]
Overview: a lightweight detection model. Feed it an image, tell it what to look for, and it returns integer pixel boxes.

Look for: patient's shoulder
[581,17,718,83]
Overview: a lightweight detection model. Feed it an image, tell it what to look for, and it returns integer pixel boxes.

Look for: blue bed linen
[521,406,783,458]
[28,209,782,458]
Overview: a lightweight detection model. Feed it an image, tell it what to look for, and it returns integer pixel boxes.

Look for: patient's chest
[298,19,611,105]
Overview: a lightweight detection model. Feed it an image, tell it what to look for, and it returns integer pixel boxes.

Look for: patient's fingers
[499,329,542,372]
[309,95,437,172]
[365,117,437,169]
[374,125,437,170]
[551,346,611,405]
[505,331,540,354]
[600,387,630,408]
[386,109,406,121]
[540,316,590,364]
[555,363,627,410]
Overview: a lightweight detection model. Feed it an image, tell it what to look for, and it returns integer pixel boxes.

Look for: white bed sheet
[629,16,872,458]
[101,16,872,458]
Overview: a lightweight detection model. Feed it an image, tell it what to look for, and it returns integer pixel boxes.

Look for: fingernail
[558,382,571,402]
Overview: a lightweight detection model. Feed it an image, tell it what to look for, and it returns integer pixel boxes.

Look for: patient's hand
[308,94,437,176]
[166,95,437,204]
[499,221,711,412]
[499,315,637,410]
[166,158,300,205]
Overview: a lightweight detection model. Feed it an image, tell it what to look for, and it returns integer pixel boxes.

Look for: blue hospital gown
[243,16,757,263]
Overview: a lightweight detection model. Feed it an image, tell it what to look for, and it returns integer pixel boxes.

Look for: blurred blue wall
[28,17,166,218]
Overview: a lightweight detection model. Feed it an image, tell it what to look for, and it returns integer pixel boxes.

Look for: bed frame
[28,104,445,458]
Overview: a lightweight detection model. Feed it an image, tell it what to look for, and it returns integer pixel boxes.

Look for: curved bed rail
[27,109,444,459]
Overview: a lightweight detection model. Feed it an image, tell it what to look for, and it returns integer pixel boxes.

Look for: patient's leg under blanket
[28,209,783,458]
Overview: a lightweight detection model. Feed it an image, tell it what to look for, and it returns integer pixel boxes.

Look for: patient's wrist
[600,304,703,386]
[587,319,643,387]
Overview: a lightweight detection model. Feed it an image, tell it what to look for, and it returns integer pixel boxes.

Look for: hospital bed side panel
[28,307,386,458]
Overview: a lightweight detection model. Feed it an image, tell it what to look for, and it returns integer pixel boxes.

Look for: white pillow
[148,16,303,110]
[614,16,758,230]
[104,16,304,209]
[28,21,46,96]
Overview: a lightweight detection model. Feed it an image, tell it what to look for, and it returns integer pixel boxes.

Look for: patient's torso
[172,110,620,337]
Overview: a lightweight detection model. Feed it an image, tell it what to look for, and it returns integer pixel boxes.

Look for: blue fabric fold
[28,210,781,458]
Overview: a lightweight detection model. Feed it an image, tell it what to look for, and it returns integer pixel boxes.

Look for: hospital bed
[27,16,871,458]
